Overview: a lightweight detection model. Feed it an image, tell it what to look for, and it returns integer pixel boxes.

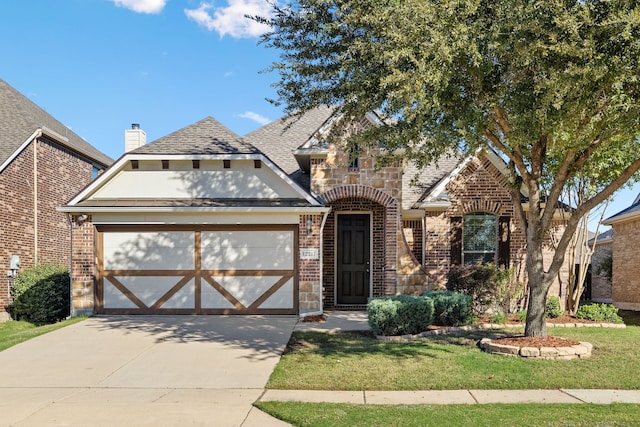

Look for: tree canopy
[257,0,640,336]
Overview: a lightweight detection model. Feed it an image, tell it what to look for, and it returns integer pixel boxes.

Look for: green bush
[545,295,564,319]
[422,290,473,326]
[576,303,624,324]
[490,311,507,324]
[516,309,528,322]
[446,263,524,314]
[10,264,70,324]
[368,295,434,336]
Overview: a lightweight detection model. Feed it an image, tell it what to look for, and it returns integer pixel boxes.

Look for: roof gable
[133,116,259,155]
[0,78,112,167]
[245,106,334,175]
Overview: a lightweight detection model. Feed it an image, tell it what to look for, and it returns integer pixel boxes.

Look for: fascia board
[603,210,640,226]
[57,205,331,214]
[0,129,40,173]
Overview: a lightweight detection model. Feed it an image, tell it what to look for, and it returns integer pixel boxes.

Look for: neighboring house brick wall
[0,137,99,319]
[590,240,613,303]
[611,219,640,310]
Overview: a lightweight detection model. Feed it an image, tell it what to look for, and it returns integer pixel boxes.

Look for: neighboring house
[60,108,569,316]
[0,79,112,320]
[588,229,613,304]
[603,193,640,310]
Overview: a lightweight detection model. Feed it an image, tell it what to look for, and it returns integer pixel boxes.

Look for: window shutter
[498,216,511,267]
[450,216,462,265]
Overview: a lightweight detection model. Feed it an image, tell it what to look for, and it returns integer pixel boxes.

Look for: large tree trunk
[523,211,553,337]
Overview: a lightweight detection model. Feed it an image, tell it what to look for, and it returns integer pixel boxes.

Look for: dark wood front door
[337,214,370,305]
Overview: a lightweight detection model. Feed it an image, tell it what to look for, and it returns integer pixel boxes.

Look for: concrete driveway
[0,315,297,426]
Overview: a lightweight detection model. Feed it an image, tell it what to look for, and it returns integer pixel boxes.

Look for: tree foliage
[257,0,640,336]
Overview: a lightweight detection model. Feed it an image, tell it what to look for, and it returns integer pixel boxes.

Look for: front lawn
[267,325,640,390]
[255,402,640,427]
[0,317,85,352]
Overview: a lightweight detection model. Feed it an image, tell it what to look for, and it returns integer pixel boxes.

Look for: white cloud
[184,1,273,38]
[239,111,270,125]
[112,0,167,14]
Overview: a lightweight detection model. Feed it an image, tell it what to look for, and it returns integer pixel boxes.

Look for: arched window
[463,213,497,264]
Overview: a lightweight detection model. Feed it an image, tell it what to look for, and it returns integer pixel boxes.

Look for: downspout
[33,137,38,264]
[66,214,73,318]
[318,208,331,315]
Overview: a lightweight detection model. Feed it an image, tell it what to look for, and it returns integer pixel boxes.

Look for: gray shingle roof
[245,106,334,175]
[0,78,112,167]
[133,116,259,155]
[402,156,462,210]
[605,199,640,223]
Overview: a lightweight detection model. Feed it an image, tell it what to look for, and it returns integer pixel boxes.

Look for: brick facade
[0,137,101,320]
[298,214,323,314]
[611,219,640,310]
[423,155,527,285]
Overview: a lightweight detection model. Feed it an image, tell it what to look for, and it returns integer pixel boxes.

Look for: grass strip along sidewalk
[258,312,640,426]
[255,401,640,427]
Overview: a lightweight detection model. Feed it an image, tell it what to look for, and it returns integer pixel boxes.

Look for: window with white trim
[463,213,497,264]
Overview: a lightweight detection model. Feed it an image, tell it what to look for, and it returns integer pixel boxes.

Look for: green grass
[255,402,640,427]
[0,317,86,352]
[267,325,640,390]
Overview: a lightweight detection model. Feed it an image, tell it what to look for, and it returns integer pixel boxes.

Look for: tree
[256,0,640,336]
[559,177,611,316]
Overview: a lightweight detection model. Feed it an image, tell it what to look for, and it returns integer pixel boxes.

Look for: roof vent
[125,123,146,153]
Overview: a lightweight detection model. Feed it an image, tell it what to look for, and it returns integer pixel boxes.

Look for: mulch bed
[492,335,580,348]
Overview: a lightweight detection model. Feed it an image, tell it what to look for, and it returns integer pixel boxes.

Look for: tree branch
[547,156,640,276]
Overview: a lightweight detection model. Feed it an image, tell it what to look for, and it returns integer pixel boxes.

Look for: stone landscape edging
[478,337,593,359]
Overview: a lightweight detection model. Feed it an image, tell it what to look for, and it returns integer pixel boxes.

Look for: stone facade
[0,137,102,320]
[611,219,640,310]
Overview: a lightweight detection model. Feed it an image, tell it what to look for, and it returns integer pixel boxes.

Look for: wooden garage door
[96,225,298,315]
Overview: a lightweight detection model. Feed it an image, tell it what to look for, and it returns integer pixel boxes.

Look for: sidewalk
[261,311,640,406]
[259,389,640,405]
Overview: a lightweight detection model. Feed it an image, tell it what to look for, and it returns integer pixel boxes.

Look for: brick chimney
[125,123,146,152]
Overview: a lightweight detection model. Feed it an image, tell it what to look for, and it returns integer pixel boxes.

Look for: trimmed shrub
[368,295,434,336]
[10,264,70,324]
[446,263,524,314]
[576,303,624,324]
[422,290,473,326]
[545,295,564,319]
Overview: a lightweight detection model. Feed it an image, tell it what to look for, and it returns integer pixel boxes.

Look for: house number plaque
[300,248,319,260]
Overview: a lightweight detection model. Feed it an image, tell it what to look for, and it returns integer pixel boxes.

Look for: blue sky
[0,0,638,227]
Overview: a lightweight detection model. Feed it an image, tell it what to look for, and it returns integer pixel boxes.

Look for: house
[0,78,113,320]
[603,193,640,310]
[60,108,569,316]
[588,229,613,304]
